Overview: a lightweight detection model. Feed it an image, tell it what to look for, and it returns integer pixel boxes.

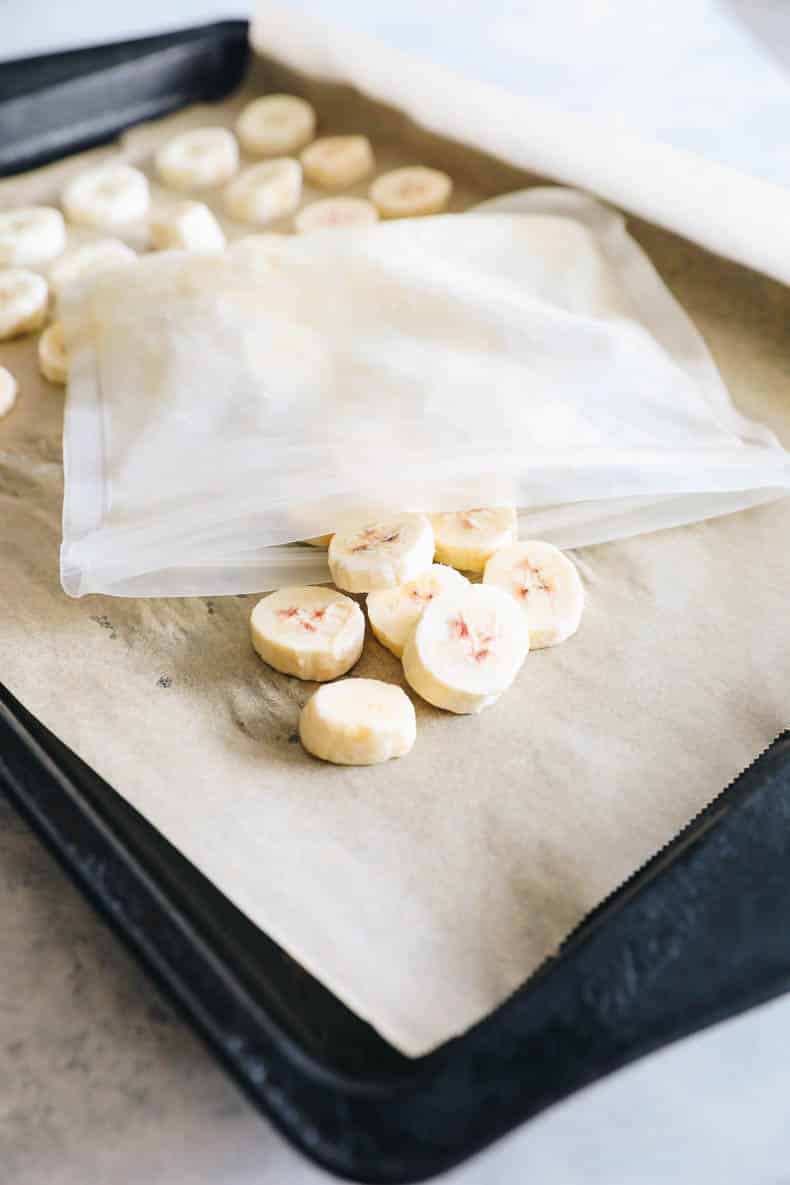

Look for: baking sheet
[1,68,789,1056]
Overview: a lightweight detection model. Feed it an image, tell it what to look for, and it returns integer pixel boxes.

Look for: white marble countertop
[3,4,790,1183]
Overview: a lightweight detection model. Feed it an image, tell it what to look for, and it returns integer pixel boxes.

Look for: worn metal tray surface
[2,25,790,1184]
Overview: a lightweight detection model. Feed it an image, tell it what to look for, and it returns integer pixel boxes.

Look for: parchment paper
[253,0,790,286]
[1,67,789,1056]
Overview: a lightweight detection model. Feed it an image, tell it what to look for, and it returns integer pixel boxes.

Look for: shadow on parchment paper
[162,597,449,760]
[721,0,790,76]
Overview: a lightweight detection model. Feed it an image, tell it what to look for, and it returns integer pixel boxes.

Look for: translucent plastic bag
[60,188,790,597]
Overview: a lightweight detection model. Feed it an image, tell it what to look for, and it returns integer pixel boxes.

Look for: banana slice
[369,166,453,219]
[0,206,66,267]
[156,127,239,191]
[224,159,302,225]
[430,507,518,573]
[0,366,18,418]
[300,136,375,190]
[304,535,333,548]
[402,584,530,715]
[329,514,435,593]
[367,564,469,659]
[483,540,584,649]
[38,322,68,385]
[250,586,364,681]
[62,163,150,229]
[294,197,378,234]
[299,678,416,766]
[150,201,226,251]
[0,269,48,340]
[49,238,137,299]
[236,94,316,157]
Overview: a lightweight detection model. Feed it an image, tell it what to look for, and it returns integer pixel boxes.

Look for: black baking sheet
[2,24,790,1184]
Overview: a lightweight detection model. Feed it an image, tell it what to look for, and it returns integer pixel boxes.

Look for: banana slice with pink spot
[329,514,434,593]
[484,541,584,649]
[367,564,469,658]
[250,586,364,681]
[402,583,530,715]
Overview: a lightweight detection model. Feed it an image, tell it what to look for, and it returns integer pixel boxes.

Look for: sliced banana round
[367,564,469,659]
[62,163,150,229]
[250,586,364,681]
[156,127,239,191]
[369,166,453,219]
[402,584,530,715]
[150,201,226,251]
[329,514,435,594]
[483,540,584,649]
[224,159,302,225]
[236,94,316,157]
[430,507,518,573]
[0,269,48,340]
[294,196,378,234]
[49,238,137,299]
[38,322,68,385]
[0,206,66,267]
[300,135,375,190]
[299,678,416,766]
[304,535,333,548]
[0,366,18,418]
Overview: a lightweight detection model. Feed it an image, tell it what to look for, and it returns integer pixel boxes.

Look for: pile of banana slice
[251,511,585,767]
[2,92,568,768]
[0,91,454,416]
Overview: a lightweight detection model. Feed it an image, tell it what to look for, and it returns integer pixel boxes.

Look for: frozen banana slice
[156,127,239,191]
[50,238,137,298]
[0,366,18,418]
[402,584,530,715]
[236,94,316,157]
[38,322,68,385]
[367,564,469,659]
[300,135,374,190]
[62,163,150,228]
[150,201,226,251]
[299,679,416,766]
[369,166,452,219]
[430,507,518,573]
[484,540,584,649]
[0,269,48,340]
[329,514,434,593]
[250,586,364,681]
[0,206,66,267]
[294,196,378,234]
[224,159,302,225]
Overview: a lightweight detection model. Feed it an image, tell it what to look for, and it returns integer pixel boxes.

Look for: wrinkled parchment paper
[253,0,790,287]
[1,66,789,1055]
